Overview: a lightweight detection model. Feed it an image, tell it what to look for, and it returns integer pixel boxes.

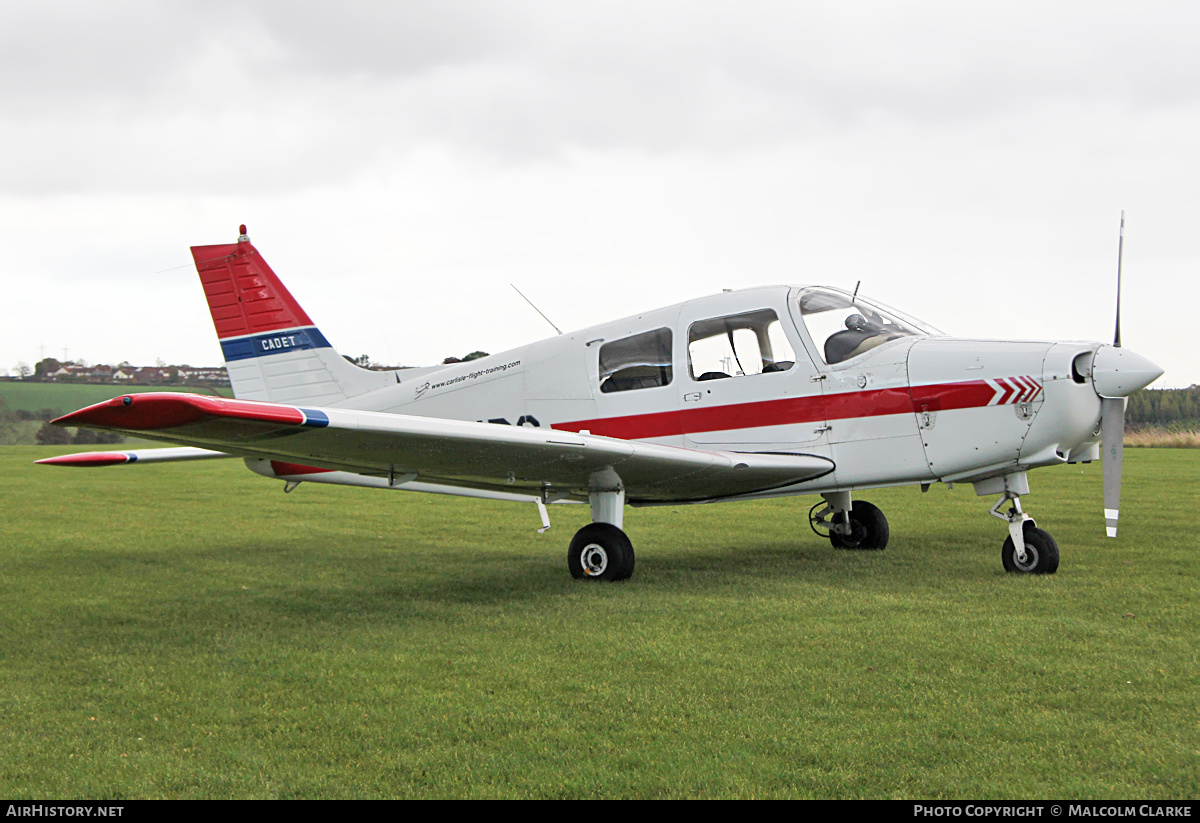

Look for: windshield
[797,288,940,365]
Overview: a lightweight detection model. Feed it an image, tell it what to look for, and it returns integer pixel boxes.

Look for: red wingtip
[52,392,306,434]
[36,452,132,467]
[52,392,216,431]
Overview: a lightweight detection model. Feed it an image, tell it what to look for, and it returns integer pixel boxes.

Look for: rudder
[191,226,392,404]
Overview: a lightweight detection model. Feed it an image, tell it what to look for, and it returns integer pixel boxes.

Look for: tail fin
[191,226,392,404]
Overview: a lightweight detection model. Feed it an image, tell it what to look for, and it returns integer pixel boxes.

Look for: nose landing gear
[1000,521,1060,574]
[987,487,1060,575]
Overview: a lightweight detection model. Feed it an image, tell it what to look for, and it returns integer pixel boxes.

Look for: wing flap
[53,393,833,502]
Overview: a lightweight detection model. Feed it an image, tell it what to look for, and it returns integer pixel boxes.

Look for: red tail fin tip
[190,239,314,340]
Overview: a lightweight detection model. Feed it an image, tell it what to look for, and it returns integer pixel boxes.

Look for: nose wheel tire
[829,500,890,551]
[568,523,635,581]
[1002,525,1059,574]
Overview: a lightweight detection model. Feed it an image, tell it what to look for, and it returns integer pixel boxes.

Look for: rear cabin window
[598,328,673,393]
[687,309,795,380]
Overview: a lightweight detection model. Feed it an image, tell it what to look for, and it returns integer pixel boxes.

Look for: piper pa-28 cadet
[41,224,1163,580]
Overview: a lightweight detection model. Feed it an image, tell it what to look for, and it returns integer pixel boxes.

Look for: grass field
[0,446,1195,799]
[1127,426,1200,448]
[0,384,233,445]
[0,383,230,415]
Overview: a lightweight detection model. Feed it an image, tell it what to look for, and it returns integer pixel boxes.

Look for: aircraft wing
[48,393,833,503]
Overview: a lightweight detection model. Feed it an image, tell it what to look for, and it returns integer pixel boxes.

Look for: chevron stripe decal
[985,376,1043,406]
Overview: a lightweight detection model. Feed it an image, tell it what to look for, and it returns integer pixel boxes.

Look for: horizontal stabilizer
[36,446,232,467]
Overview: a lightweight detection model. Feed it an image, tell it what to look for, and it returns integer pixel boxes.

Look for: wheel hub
[581,543,608,576]
[1012,545,1039,572]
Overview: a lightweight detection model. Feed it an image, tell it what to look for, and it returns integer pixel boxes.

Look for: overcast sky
[2,0,1196,386]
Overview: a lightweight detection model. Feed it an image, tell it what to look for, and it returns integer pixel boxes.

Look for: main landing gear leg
[979,473,1059,575]
[809,491,890,551]
[567,469,635,581]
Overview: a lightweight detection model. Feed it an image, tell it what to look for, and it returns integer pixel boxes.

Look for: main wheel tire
[1001,524,1059,574]
[567,523,636,581]
[829,500,890,551]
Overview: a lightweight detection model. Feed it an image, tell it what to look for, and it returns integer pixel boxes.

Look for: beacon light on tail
[41,220,1162,581]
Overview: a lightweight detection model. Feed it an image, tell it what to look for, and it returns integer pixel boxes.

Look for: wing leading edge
[49,393,834,503]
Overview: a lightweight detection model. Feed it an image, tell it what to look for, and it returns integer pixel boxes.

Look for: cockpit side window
[797,289,930,365]
[687,309,796,380]
[598,328,673,393]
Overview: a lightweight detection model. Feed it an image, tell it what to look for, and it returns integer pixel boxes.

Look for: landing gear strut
[568,468,635,581]
[809,492,890,551]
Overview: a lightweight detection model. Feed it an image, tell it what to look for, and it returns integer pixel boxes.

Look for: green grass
[0,383,230,415]
[0,447,1195,799]
[0,384,233,445]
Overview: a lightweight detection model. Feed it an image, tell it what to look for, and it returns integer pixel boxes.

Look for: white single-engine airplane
[41,225,1163,580]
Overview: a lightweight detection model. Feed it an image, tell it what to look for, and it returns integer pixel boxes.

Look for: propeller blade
[1101,397,1124,537]
[1114,210,1124,348]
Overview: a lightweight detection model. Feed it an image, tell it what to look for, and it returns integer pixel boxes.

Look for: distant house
[192,367,231,385]
[36,360,227,386]
[50,364,93,380]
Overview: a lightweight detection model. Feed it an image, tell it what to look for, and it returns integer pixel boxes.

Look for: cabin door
[677,296,828,452]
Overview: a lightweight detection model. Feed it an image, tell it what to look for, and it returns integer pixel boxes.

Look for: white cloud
[1,1,1196,385]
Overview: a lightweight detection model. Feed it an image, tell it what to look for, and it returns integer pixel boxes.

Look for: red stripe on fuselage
[910,380,999,413]
[554,381,1000,440]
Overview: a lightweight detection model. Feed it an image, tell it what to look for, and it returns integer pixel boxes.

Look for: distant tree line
[442,351,489,365]
[34,422,123,446]
[343,351,490,368]
[1125,386,1200,430]
[0,400,123,446]
[0,401,20,445]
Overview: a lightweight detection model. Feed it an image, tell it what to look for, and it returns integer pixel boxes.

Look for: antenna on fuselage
[851,280,861,304]
[510,284,563,335]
